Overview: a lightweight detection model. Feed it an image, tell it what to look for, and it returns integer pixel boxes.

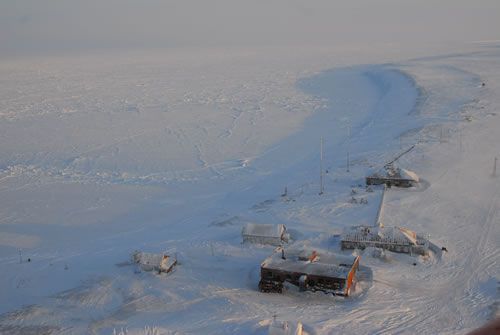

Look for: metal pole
[347,124,351,172]
[374,186,386,227]
[459,129,463,152]
[347,151,350,172]
[319,137,324,195]
[493,157,497,177]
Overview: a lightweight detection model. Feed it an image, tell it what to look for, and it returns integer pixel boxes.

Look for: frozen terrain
[0,44,499,334]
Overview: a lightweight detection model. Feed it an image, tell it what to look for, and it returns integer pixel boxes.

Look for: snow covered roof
[242,223,285,238]
[342,225,419,246]
[261,247,358,279]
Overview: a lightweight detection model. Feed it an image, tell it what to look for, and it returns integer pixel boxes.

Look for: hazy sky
[1,0,499,57]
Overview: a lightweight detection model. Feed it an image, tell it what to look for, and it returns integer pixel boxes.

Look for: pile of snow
[400,168,420,183]
[268,320,303,335]
[132,251,177,273]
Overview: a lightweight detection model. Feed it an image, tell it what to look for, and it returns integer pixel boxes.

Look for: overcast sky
[1,0,499,57]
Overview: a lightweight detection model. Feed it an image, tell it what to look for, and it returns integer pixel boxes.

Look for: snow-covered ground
[0,44,498,334]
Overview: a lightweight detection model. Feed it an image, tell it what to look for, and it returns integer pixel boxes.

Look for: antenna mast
[319,137,324,195]
[347,124,351,172]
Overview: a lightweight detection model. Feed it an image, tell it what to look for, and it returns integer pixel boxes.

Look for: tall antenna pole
[319,137,324,195]
[375,186,387,227]
[347,151,350,172]
[459,128,463,152]
[347,124,351,172]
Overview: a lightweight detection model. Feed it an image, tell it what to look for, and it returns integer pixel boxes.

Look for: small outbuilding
[341,225,429,255]
[242,223,289,246]
[132,251,177,274]
[259,247,360,296]
[366,164,419,188]
[366,145,419,188]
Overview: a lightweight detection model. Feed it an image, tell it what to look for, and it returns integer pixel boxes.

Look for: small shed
[132,251,177,273]
[259,247,360,296]
[268,320,303,335]
[341,225,429,255]
[242,223,289,246]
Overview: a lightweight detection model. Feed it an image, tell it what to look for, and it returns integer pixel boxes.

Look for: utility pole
[493,157,498,178]
[375,186,387,227]
[347,151,350,172]
[347,124,351,172]
[319,137,324,195]
[459,128,463,152]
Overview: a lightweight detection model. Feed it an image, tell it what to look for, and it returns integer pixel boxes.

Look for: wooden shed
[259,247,360,296]
[242,223,289,246]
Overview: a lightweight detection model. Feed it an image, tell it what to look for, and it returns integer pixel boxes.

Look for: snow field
[0,45,499,334]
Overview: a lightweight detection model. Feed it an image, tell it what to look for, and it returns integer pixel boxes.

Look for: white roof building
[242,223,289,246]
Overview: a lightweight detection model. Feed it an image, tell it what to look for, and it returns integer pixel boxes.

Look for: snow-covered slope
[0,45,498,334]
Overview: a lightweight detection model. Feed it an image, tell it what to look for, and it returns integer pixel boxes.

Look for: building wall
[243,235,282,246]
[260,267,349,295]
[345,256,360,296]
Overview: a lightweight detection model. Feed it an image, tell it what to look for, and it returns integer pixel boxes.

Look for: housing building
[259,247,360,296]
